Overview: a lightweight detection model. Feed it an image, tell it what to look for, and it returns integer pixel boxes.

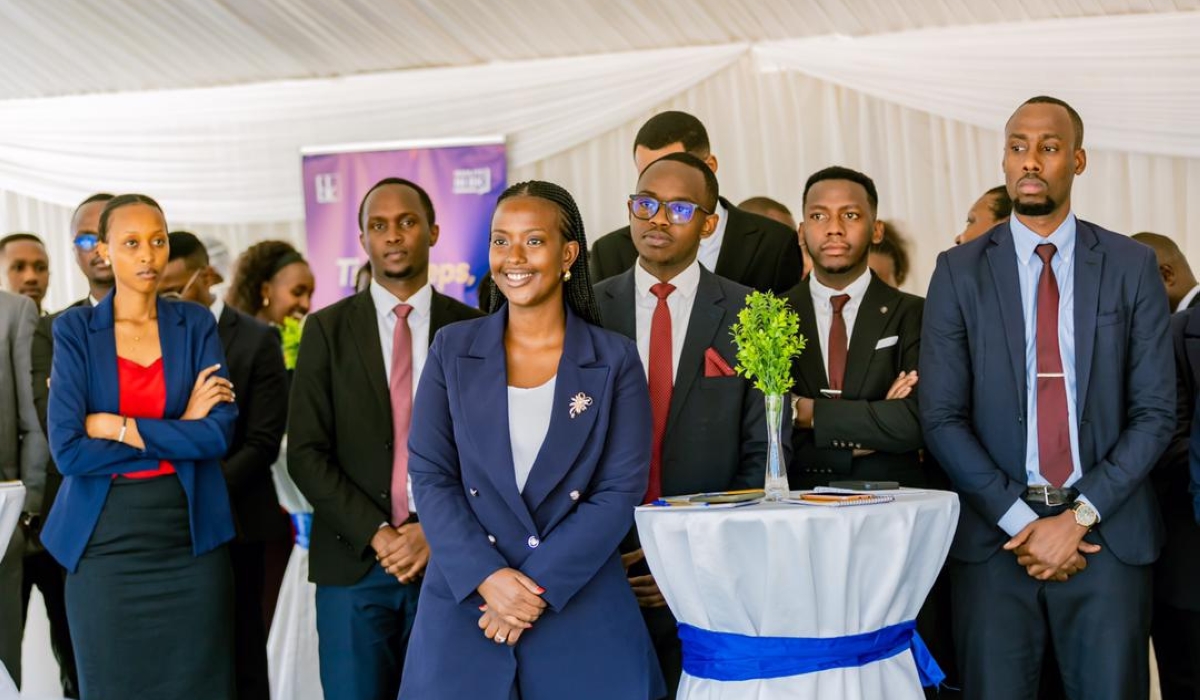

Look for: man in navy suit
[920,96,1174,700]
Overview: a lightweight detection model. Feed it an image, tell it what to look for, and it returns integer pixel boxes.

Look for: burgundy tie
[1034,244,1072,488]
[389,304,414,524]
[827,294,851,392]
[646,282,676,503]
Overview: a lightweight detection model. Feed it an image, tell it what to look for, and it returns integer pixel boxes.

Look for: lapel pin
[569,392,593,419]
[880,306,888,314]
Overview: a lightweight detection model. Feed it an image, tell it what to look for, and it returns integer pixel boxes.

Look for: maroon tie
[389,303,413,524]
[827,294,851,392]
[1035,244,1071,487]
[646,282,675,503]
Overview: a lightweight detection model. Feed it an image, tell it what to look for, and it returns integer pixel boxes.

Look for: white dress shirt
[508,376,557,494]
[807,269,872,379]
[209,297,225,324]
[370,279,433,515]
[696,200,728,272]
[634,259,702,384]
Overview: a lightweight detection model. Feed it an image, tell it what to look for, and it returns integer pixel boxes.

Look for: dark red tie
[827,294,851,392]
[646,282,675,503]
[1035,244,1071,487]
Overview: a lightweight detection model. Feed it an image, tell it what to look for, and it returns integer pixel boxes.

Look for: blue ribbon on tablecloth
[289,513,312,550]
[678,619,945,687]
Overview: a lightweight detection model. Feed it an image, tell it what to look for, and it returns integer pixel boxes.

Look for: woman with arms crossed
[399,181,664,700]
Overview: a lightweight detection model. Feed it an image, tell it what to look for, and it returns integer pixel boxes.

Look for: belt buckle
[1042,487,1053,507]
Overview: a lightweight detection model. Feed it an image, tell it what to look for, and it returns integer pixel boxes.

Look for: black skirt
[66,476,234,700]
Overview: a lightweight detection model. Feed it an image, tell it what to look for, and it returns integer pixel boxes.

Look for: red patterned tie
[389,304,413,524]
[646,282,676,503]
[827,294,851,392]
[1035,244,1071,487]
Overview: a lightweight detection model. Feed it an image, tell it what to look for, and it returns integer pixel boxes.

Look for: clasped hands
[475,568,546,647]
[372,523,430,584]
[1003,510,1100,582]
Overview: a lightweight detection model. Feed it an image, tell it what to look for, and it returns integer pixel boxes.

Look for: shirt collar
[1178,284,1200,313]
[371,279,432,321]
[809,267,871,306]
[634,258,702,302]
[209,297,225,323]
[1010,212,1077,266]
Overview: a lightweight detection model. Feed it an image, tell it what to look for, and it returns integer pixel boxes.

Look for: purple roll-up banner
[300,136,506,311]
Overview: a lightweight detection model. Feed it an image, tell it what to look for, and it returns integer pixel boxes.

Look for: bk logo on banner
[314,173,341,204]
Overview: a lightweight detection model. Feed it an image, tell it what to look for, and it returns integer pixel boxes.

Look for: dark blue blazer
[920,219,1174,565]
[43,294,237,572]
[400,305,664,700]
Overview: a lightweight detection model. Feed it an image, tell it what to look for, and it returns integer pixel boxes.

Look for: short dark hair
[0,232,46,256]
[738,196,792,219]
[871,221,911,287]
[639,152,719,211]
[357,178,436,232]
[633,111,710,158]
[984,185,1013,220]
[167,231,210,268]
[72,193,115,218]
[1019,95,1085,149]
[803,166,879,213]
[98,194,165,243]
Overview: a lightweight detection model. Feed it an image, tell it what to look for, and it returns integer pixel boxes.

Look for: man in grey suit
[595,152,785,698]
[0,290,47,687]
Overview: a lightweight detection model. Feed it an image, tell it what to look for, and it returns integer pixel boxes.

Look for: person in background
[868,221,912,289]
[160,231,289,700]
[399,180,663,700]
[43,194,239,699]
[956,186,1012,246]
[739,196,811,279]
[1132,232,1200,313]
[227,240,315,328]
[0,233,50,313]
[356,261,373,293]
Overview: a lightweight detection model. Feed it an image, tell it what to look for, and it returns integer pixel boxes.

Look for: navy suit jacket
[920,219,1174,565]
[43,295,237,572]
[400,305,664,700]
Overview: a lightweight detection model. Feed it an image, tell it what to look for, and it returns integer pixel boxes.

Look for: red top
[117,356,176,479]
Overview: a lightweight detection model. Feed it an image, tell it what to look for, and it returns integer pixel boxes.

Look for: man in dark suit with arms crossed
[920,96,1174,699]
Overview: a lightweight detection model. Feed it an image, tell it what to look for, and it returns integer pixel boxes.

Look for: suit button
[569,490,580,501]
[470,488,479,497]
[487,534,497,545]
[380,491,389,500]
[385,440,393,450]
[527,536,540,549]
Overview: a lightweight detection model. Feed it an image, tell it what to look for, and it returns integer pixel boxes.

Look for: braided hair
[488,181,603,327]
[227,240,306,317]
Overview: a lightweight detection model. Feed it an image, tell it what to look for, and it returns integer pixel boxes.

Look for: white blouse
[507,376,557,493]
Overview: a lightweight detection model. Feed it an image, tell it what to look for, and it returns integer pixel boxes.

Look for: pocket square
[875,336,899,350]
[704,347,736,378]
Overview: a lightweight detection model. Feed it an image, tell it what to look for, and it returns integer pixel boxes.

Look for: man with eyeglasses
[595,152,783,698]
[589,111,802,295]
[158,231,288,700]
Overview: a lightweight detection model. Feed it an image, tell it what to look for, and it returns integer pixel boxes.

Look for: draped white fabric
[1,12,1198,311]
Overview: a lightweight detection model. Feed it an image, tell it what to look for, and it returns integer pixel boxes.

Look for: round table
[635,490,959,700]
[0,481,27,694]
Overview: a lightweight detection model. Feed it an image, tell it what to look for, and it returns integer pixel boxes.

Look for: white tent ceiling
[0,0,1196,99]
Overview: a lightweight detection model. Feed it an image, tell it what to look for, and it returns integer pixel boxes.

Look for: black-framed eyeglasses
[628,195,712,225]
[73,233,99,252]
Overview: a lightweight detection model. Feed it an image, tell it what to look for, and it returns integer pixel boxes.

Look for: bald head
[1132,231,1197,310]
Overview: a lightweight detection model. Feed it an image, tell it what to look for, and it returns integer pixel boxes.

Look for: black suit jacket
[589,198,802,295]
[217,305,290,542]
[595,266,780,497]
[30,298,89,519]
[785,273,926,488]
[1154,308,1200,609]
[288,289,483,586]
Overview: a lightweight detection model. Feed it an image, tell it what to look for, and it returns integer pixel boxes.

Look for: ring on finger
[494,634,507,643]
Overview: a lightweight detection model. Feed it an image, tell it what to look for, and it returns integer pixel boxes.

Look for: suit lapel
[788,280,828,395]
[665,269,725,438]
[457,308,538,534]
[599,270,637,341]
[713,200,759,283]
[87,295,119,413]
[842,276,898,399]
[347,291,392,421]
[156,299,190,418]
[217,305,238,351]
[1073,222,1104,411]
[985,224,1028,411]
[522,309,608,513]
[428,290,454,346]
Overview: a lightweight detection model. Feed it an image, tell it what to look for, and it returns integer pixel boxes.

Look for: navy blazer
[400,305,664,700]
[920,219,1174,565]
[43,295,237,572]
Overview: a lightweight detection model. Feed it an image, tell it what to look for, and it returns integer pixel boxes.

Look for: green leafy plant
[730,291,806,396]
[280,316,303,370]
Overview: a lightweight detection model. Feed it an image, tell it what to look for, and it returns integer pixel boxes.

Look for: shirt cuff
[997,498,1039,537]
[1075,493,1102,522]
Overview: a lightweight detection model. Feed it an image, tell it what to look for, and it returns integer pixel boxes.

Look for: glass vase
[763,394,789,502]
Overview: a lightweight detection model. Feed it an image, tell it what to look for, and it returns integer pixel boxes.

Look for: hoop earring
[562,270,572,282]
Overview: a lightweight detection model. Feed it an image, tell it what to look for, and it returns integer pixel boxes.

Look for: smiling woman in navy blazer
[43,194,238,700]
[399,181,665,700]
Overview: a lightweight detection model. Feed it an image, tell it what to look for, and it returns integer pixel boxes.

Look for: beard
[1014,195,1058,217]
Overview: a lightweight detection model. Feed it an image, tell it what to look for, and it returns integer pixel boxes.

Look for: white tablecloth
[1,481,26,698]
[635,490,959,700]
